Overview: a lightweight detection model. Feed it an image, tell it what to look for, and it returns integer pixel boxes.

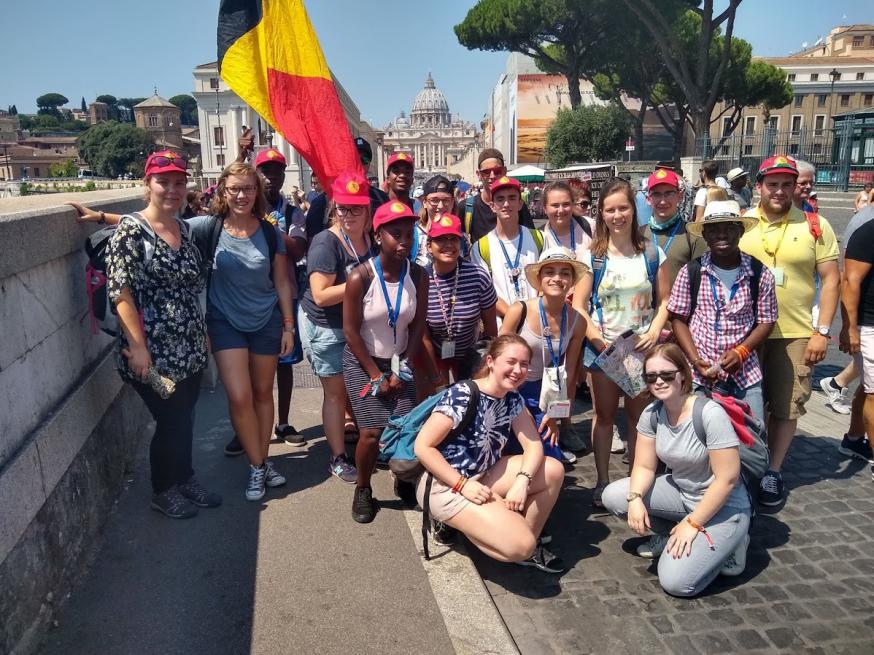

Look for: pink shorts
[415,467,503,523]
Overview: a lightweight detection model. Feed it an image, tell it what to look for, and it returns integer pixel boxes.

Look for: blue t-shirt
[189,215,286,332]
[434,383,524,476]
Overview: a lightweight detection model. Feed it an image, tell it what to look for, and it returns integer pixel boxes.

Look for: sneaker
[151,486,198,519]
[393,476,417,508]
[275,424,305,447]
[431,520,457,546]
[330,453,357,484]
[517,544,565,573]
[246,464,267,501]
[224,435,244,457]
[264,460,287,488]
[839,434,874,462]
[559,428,586,453]
[352,485,377,523]
[177,477,222,508]
[538,532,553,546]
[758,470,784,507]
[820,377,852,415]
[592,483,606,509]
[720,533,750,577]
[559,449,577,465]
[636,534,669,559]
[611,429,626,454]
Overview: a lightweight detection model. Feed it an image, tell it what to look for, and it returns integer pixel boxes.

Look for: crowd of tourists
[67,141,873,598]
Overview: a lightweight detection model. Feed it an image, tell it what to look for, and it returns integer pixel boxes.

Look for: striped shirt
[426,259,498,353]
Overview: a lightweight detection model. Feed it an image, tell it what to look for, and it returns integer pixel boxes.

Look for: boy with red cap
[471,176,544,322]
[739,155,840,507]
[385,152,415,210]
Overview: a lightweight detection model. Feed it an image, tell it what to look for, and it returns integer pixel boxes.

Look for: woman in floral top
[414,335,565,573]
[106,150,220,519]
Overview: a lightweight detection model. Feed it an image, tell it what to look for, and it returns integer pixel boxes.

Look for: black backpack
[685,255,764,320]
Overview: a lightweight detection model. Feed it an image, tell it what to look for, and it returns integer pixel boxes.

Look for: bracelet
[99,211,106,225]
[733,344,750,361]
[517,470,534,483]
[282,317,294,325]
[686,516,705,532]
[451,475,468,494]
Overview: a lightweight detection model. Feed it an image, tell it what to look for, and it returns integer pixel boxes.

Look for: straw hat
[524,247,588,291]
[686,200,756,237]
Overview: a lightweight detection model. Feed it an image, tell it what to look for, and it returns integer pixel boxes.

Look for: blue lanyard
[497,230,524,295]
[340,228,367,265]
[708,271,740,333]
[373,257,407,344]
[548,221,575,250]
[660,217,683,254]
[538,298,567,374]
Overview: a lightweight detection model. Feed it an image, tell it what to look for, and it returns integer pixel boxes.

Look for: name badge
[547,400,571,419]
[391,354,400,376]
[440,340,456,359]
[770,266,785,287]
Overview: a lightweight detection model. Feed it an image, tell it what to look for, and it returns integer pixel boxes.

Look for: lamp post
[215,84,224,165]
[829,68,840,122]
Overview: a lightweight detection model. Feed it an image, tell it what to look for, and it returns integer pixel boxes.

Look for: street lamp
[829,68,840,120]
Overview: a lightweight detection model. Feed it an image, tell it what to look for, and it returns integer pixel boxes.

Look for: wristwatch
[626,491,643,503]
[815,326,830,337]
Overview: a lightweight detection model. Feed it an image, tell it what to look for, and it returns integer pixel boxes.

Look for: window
[794,94,805,107]
[744,116,756,135]
[841,94,851,107]
[721,116,732,135]
[814,115,825,135]
[766,116,779,131]
[33,167,40,177]
[214,126,225,146]
[853,36,863,47]
[788,73,796,82]
[865,94,874,107]
[147,114,158,127]
[743,144,753,155]
[209,77,219,89]
[812,143,823,155]
[817,94,828,107]
[870,35,874,47]
[789,143,799,155]
[216,153,225,167]
[720,145,730,156]
[832,71,842,81]
[857,72,866,81]
[791,115,803,133]
[810,73,819,82]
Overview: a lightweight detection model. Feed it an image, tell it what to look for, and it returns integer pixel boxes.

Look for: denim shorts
[207,306,282,356]
[298,307,345,377]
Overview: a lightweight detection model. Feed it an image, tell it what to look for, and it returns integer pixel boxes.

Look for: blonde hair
[705,187,729,204]
[327,199,372,233]
[209,161,269,218]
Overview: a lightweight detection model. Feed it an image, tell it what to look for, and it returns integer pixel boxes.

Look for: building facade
[134,94,183,151]
[382,74,478,175]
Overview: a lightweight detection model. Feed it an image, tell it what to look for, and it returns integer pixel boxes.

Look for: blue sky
[2,1,871,129]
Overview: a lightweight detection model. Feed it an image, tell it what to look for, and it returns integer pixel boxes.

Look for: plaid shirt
[669,252,778,388]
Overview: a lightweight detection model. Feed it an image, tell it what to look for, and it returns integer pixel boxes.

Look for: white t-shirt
[472,228,541,310]
[711,265,740,296]
[694,187,709,208]
[540,219,593,261]
[586,247,667,343]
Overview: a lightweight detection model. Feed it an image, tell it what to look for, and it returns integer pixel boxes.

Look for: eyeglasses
[225,185,257,196]
[478,166,506,178]
[336,205,366,217]
[576,200,591,208]
[648,190,678,201]
[643,370,680,384]
[149,154,188,169]
[426,197,453,207]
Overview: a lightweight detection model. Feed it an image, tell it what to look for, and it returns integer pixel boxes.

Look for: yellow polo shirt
[739,205,838,339]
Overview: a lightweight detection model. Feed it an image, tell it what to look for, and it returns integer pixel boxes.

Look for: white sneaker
[720,533,750,577]
[611,427,626,454]
[265,460,286,488]
[636,534,669,559]
[820,377,852,415]
[245,464,266,501]
[559,449,577,464]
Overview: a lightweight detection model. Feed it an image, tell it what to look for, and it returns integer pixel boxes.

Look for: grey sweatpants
[602,475,751,597]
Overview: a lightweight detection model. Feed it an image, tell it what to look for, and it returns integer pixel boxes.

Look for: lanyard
[708,271,741,333]
[758,213,790,263]
[659,217,683,255]
[373,257,407,344]
[548,221,575,251]
[538,297,567,374]
[431,263,459,339]
[340,228,367,265]
[497,230,524,296]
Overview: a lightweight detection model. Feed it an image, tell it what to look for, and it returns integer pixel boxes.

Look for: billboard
[515,74,570,164]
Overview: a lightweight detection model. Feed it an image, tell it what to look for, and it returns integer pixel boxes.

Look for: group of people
[67,140,871,598]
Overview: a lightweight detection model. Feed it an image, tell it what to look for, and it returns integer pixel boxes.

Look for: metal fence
[695,124,874,190]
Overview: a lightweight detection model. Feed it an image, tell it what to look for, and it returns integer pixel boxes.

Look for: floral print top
[106,216,208,383]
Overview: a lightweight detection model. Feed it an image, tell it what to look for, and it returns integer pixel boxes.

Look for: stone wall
[0,190,153,654]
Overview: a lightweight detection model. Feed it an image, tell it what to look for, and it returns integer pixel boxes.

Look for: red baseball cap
[254,148,287,168]
[331,171,371,205]
[489,175,521,195]
[647,168,680,191]
[144,150,188,176]
[373,200,417,231]
[386,152,414,172]
[757,155,798,180]
[428,214,463,239]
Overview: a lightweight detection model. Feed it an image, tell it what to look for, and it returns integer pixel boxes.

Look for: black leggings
[132,370,203,494]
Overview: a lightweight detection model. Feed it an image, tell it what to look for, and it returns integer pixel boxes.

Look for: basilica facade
[382,74,479,175]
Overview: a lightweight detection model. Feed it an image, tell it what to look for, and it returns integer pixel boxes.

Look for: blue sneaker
[330,454,357,484]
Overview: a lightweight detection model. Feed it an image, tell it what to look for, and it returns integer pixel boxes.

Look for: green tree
[455,0,618,108]
[49,159,78,178]
[96,95,119,121]
[36,93,69,116]
[34,114,60,129]
[117,97,146,122]
[169,94,198,125]
[77,121,153,177]
[80,97,87,112]
[545,104,631,167]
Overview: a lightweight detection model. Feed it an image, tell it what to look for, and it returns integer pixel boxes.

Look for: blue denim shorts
[207,306,282,356]
[298,307,345,377]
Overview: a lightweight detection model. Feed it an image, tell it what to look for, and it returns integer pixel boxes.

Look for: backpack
[649,392,770,502]
[475,228,544,273]
[192,215,278,291]
[589,237,659,324]
[463,195,476,236]
[84,213,163,337]
[686,254,764,320]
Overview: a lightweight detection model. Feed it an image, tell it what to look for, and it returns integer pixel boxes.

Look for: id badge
[770,266,785,287]
[547,400,571,419]
[391,353,400,376]
[440,340,456,359]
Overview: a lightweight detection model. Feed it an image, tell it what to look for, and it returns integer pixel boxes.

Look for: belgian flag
[217,0,364,189]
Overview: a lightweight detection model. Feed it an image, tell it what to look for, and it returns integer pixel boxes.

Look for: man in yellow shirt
[739,155,840,507]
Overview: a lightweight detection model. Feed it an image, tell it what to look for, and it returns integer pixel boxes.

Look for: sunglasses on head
[149,154,188,169]
[643,369,680,384]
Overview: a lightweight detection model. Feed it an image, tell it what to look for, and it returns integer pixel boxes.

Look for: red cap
[386,151,414,172]
[428,214,463,239]
[331,171,371,205]
[757,155,798,180]
[373,200,417,231]
[647,168,679,191]
[144,150,188,176]
[255,148,287,168]
[489,175,521,195]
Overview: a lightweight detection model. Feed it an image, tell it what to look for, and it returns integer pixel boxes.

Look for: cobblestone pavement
[470,389,874,655]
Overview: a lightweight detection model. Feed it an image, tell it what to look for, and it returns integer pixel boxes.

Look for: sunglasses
[149,154,188,169]
[643,369,680,384]
[576,200,591,208]
[478,166,506,177]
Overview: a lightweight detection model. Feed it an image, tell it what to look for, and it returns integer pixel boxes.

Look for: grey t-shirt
[638,399,750,511]
[189,216,286,332]
[841,206,874,261]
